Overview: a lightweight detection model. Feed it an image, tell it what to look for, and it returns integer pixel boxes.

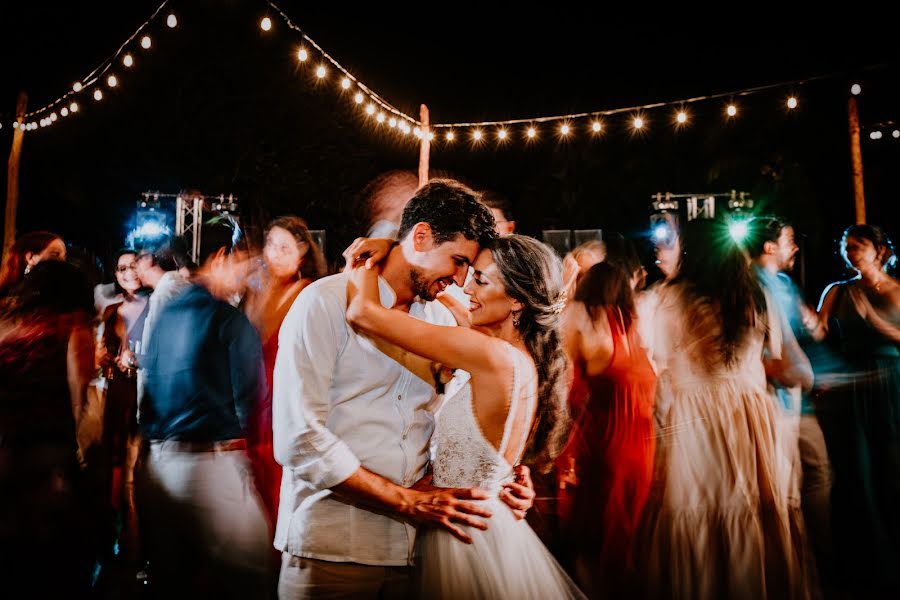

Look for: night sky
[1,0,897,299]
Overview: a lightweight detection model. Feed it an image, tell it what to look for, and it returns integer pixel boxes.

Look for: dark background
[1,0,897,301]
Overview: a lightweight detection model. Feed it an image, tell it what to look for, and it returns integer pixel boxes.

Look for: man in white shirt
[274,180,532,598]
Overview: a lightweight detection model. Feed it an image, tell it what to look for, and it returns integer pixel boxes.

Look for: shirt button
[397,395,402,400]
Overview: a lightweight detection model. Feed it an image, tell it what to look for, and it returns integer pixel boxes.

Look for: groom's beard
[410,268,435,302]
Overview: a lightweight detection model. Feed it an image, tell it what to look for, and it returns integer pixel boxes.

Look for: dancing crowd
[0,175,898,599]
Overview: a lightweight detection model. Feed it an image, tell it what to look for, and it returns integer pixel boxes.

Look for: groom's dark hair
[397,179,497,248]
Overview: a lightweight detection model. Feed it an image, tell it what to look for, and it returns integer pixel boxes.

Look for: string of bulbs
[4,0,892,148]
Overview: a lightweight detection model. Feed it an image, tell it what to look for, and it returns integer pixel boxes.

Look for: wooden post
[848,95,866,224]
[3,92,28,265]
[418,104,430,188]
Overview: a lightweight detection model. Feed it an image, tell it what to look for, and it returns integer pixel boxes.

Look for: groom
[273,180,534,598]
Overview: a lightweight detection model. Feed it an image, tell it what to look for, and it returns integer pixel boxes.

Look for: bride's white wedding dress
[417,343,584,599]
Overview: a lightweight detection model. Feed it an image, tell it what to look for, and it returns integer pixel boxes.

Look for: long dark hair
[574,262,636,332]
[840,224,896,273]
[490,234,569,470]
[266,216,327,280]
[673,219,764,368]
[0,231,64,296]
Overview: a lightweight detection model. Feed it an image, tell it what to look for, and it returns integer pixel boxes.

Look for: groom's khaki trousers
[278,553,413,599]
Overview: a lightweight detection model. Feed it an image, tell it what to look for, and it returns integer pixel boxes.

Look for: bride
[346,234,584,599]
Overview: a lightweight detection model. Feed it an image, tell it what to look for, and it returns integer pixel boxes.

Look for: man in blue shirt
[137,220,269,597]
[747,216,832,577]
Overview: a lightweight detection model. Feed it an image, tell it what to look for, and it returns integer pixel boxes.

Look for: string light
[633,116,644,129]
[473,129,483,141]
[851,83,862,96]
[676,111,688,124]
[591,121,602,132]
[787,96,798,109]
[60,107,69,117]
[527,127,537,138]
[141,35,152,49]
[94,89,103,101]
[388,117,397,128]
[427,132,434,141]
[560,123,570,136]
[446,131,455,141]
[166,13,177,28]
[870,131,882,140]
[297,48,308,62]
[354,93,364,104]
[50,112,57,121]
[893,130,900,139]
[365,104,376,115]
[260,17,272,31]
[726,104,738,117]
[69,102,78,113]
[497,128,508,140]
[107,75,118,88]
[123,53,134,67]
[315,65,327,79]
[72,82,83,93]
[376,113,385,123]
[341,77,351,89]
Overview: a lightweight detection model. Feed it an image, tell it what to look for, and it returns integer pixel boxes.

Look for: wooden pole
[3,92,28,266]
[848,95,866,224]
[418,104,430,188]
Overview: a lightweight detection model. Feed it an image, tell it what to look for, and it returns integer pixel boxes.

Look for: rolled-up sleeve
[272,285,360,490]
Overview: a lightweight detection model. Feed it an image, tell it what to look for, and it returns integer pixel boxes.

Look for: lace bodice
[432,343,536,491]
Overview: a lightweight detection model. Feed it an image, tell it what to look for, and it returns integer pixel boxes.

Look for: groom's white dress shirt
[273,271,454,566]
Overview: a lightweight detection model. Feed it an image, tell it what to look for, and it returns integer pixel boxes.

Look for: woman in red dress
[559,261,656,598]
[243,217,326,526]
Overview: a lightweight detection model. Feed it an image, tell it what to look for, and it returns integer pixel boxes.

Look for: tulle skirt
[417,498,585,599]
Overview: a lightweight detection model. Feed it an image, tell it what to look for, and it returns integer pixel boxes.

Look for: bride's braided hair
[490,235,570,470]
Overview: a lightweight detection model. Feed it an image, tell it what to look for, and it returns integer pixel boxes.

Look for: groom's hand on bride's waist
[398,486,493,544]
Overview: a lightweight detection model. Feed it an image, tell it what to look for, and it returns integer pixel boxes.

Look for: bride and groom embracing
[273,179,583,599]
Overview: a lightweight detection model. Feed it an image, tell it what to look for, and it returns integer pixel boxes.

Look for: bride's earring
[512,311,521,328]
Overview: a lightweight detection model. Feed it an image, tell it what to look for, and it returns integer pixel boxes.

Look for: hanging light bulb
[297,48,309,62]
[376,113,385,123]
[70,102,79,113]
[446,131,455,141]
[341,77,351,90]
[633,116,644,129]
[354,93,364,104]
[527,127,537,138]
[316,65,327,79]
[427,132,434,141]
[591,121,602,132]
[141,35,152,49]
[726,104,738,117]
[787,96,798,109]
[123,53,134,67]
[260,17,272,31]
[388,117,397,128]
[498,128,508,140]
[93,89,103,101]
[61,107,69,117]
[365,104,376,115]
[676,111,688,124]
[50,112,58,121]
[166,13,177,28]
[473,129,483,141]
[73,82,83,92]
[851,83,862,96]
[107,75,118,88]
[560,123,570,136]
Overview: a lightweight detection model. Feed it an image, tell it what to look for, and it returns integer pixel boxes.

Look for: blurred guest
[558,262,656,597]
[817,224,900,595]
[640,219,814,599]
[0,230,67,297]
[563,240,605,298]
[747,216,832,578]
[0,261,99,594]
[361,170,420,238]
[136,221,269,598]
[481,190,517,236]
[96,249,149,563]
[243,216,325,526]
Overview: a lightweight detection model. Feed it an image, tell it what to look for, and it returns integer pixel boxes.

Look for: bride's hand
[343,237,396,272]
[346,264,382,328]
[436,291,473,328]
[501,464,536,520]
